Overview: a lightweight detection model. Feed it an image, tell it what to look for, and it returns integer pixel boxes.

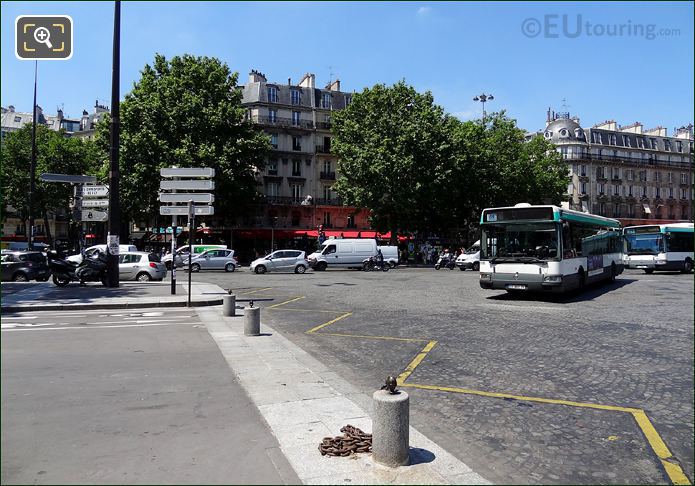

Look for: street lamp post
[473,93,494,125]
[28,61,38,251]
[106,0,121,287]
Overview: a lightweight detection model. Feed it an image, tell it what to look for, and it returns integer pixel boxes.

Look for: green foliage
[96,54,270,226]
[1,124,103,225]
[332,83,568,238]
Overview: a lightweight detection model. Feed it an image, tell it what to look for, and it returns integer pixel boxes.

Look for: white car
[250,250,309,274]
[183,249,239,272]
[67,244,137,264]
[118,251,167,281]
[456,241,480,271]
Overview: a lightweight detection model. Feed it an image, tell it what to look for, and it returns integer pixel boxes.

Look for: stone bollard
[244,306,261,336]
[372,389,410,467]
[222,294,236,317]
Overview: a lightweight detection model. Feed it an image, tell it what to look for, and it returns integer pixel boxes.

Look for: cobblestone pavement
[193,267,694,484]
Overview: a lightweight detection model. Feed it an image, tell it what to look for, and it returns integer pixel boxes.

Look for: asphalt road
[189,265,694,485]
[1,307,298,485]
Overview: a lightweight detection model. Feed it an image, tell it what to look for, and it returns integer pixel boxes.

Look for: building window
[612,167,620,180]
[639,170,647,182]
[346,214,355,228]
[622,135,631,147]
[681,173,688,184]
[669,187,674,199]
[613,203,620,217]
[323,160,331,174]
[292,136,302,151]
[654,171,661,182]
[609,134,617,145]
[345,95,352,106]
[291,211,301,226]
[323,185,332,201]
[322,92,332,109]
[668,171,673,183]
[592,132,602,144]
[664,140,671,151]
[560,147,568,159]
[580,164,586,176]
[267,159,278,174]
[323,211,331,226]
[681,188,689,200]
[291,183,303,201]
[628,185,633,196]
[292,111,300,126]
[267,86,278,103]
[14,116,21,123]
[268,109,277,123]
[270,133,278,149]
[628,204,635,218]
[266,181,279,197]
[599,203,606,215]
[650,138,658,149]
[677,141,683,153]
[626,170,633,181]
[613,184,620,196]
[655,187,661,198]
[642,186,648,198]
[598,183,605,195]
[580,182,587,194]
[637,137,645,148]
[290,89,301,105]
[292,159,302,177]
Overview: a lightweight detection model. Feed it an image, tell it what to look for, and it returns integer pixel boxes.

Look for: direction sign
[159,193,214,203]
[81,199,110,208]
[160,206,215,216]
[80,185,109,197]
[40,173,96,184]
[160,167,215,178]
[79,210,108,222]
[160,180,215,190]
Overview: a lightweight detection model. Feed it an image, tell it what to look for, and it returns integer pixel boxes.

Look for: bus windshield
[481,223,559,262]
[624,233,663,255]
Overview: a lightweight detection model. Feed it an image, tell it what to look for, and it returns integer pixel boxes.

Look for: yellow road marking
[238,287,273,295]
[266,307,351,314]
[266,296,306,309]
[315,332,429,343]
[400,382,640,413]
[397,341,438,385]
[306,312,352,334]
[632,411,691,485]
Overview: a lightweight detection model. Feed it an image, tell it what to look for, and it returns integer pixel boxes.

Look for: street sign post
[40,173,97,184]
[159,193,214,203]
[159,206,214,216]
[160,167,215,178]
[80,210,108,222]
[80,185,109,197]
[160,180,215,191]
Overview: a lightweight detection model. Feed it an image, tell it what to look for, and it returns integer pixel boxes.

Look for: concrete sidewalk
[198,305,491,485]
[0,281,225,312]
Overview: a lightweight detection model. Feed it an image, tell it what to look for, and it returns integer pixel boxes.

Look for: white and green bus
[623,223,694,274]
[479,203,623,293]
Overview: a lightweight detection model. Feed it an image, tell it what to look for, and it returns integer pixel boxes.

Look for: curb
[1,299,223,313]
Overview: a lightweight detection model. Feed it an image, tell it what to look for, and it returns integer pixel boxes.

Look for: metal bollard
[244,306,261,336]
[222,294,236,317]
[372,388,410,467]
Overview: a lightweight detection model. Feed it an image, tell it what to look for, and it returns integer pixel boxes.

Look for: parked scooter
[434,253,456,270]
[48,250,109,287]
[362,256,389,272]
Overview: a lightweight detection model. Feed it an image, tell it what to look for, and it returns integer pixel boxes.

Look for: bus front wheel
[644,269,654,274]
[682,259,693,274]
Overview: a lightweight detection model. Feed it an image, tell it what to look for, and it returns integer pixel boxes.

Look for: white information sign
[107,234,120,255]
[159,206,214,216]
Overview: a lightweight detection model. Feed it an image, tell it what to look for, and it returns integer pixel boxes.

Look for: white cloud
[417,6,431,15]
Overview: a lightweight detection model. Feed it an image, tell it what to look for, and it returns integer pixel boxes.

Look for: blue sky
[2,1,693,133]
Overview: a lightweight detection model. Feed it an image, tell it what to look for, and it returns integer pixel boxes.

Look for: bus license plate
[506,284,527,290]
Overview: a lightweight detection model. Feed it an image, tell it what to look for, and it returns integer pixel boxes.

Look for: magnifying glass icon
[33,27,53,49]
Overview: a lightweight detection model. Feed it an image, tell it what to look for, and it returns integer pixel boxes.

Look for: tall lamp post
[28,61,38,250]
[473,93,494,125]
[106,0,121,287]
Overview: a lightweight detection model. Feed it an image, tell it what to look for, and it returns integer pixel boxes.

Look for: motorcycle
[48,250,109,287]
[434,254,456,270]
[362,256,389,272]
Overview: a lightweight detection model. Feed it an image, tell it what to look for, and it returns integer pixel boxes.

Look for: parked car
[377,245,399,268]
[184,249,238,272]
[456,240,480,271]
[1,251,51,282]
[250,250,309,274]
[307,239,378,270]
[162,244,228,270]
[118,251,167,281]
[67,244,138,264]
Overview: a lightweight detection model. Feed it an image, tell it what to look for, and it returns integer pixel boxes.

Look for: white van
[456,240,480,271]
[67,244,138,264]
[377,245,399,268]
[162,244,227,269]
[308,239,378,270]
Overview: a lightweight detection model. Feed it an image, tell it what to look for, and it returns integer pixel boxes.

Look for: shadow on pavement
[486,277,638,303]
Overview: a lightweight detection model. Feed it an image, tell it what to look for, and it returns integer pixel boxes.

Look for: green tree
[331,81,457,242]
[1,125,104,245]
[96,54,269,235]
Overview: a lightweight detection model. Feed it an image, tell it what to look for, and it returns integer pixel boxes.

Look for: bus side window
[562,223,575,259]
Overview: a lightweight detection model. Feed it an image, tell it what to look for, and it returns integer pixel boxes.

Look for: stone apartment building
[541,111,693,224]
[241,71,371,235]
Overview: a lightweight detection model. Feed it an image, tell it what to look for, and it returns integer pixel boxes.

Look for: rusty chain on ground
[318,425,372,457]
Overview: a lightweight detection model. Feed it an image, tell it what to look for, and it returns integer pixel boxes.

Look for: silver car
[186,249,238,272]
[250,250,309,274]
[118,252,167,281]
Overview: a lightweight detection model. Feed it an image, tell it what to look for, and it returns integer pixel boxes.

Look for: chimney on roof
[8,105,15,112]
[299,73,315,89]
[619,122,643,134]
[326,79,341,92]
[288,77,292,86]
[644,126,667,137]
[675,124,694,140]
[593,120,617,131]
[248,69,267,83]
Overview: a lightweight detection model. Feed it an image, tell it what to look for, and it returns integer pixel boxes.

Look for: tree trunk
[43,210,53,249]
[390,225,398,245]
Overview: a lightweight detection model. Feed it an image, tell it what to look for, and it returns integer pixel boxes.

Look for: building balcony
[316,121,332,130]
[561,151,692,169]
[264,196,307,206]
[252,115,314,130]
[316,145,331,154]
[319,171,336,180]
